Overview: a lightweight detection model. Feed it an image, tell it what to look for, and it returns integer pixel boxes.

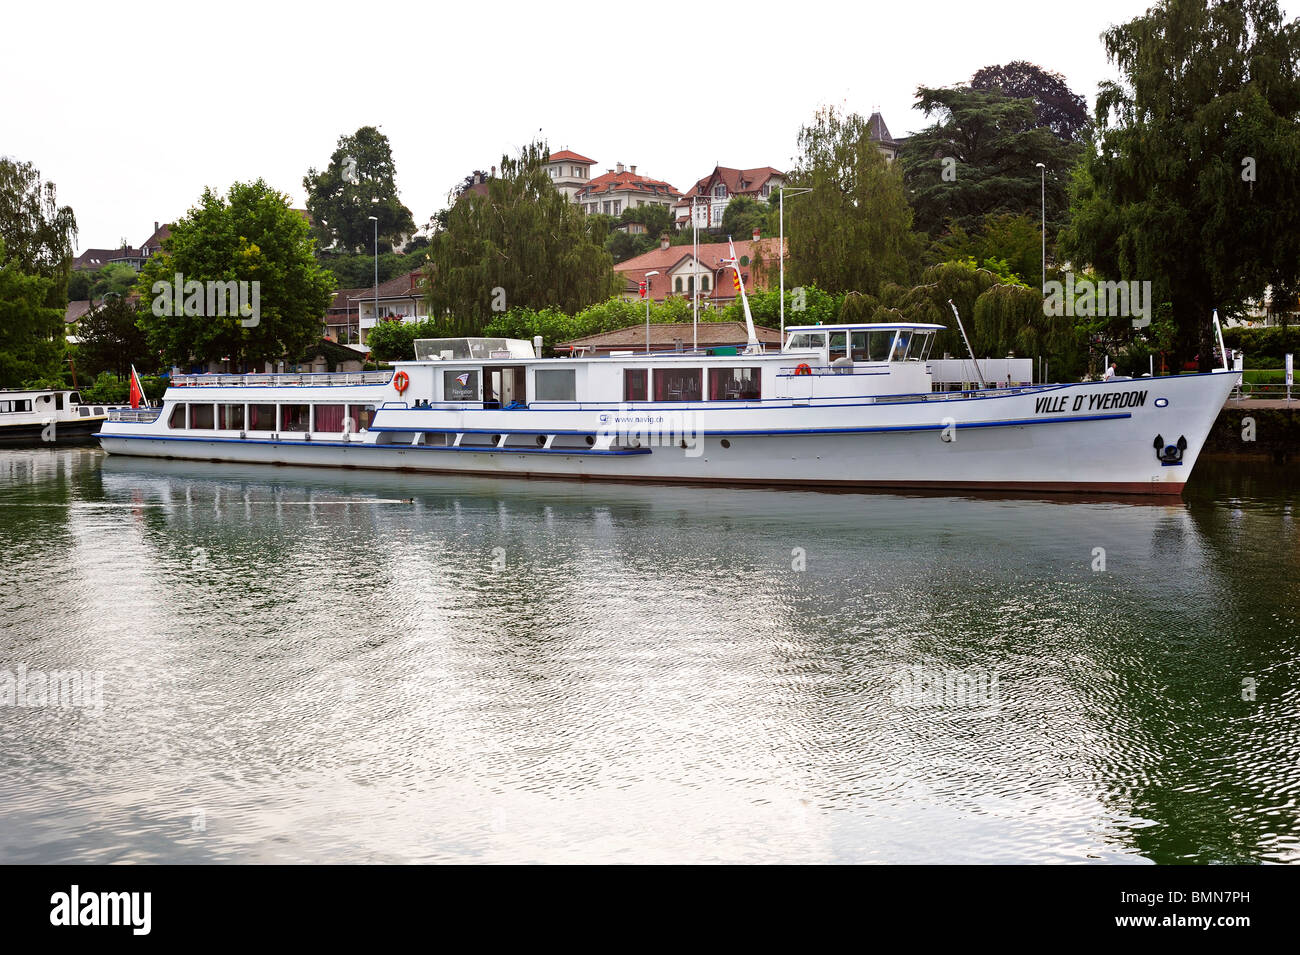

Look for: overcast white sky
[5,0,1282,253]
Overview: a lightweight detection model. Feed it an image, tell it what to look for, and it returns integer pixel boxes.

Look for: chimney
[630,165,637,175]
[491,165,496,177]
[616,162,625,174]
[154,221,159,234]
[752,227,761,242]
[660,233,670,251]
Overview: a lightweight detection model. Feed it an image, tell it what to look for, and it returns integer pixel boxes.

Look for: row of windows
[167,403,376,433]
[0,399,33,413]
[622,367,760,402]
[786,330,936,363]
[672,275,712,293]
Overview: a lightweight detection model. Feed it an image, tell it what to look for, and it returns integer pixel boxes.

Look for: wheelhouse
[783,324,944,364]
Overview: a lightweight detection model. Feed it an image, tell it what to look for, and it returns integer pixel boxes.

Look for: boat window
[0,399,33,413]
[314,404,346,432]
[189,404,215,430]
[68,392,81,404]
[653,368,703,402]
[623,369,648,401]
[346,405,375,431]
[868,330,895,361]
[786,332,825,351]
[218,403,245,430]
[281,404,310,432]
[916,332,936,361]
[249,404,277,431]
[892,332,913,361]
[829,332,848,363]
[168,403,186,429]
[443,369,479,401]
[534,369,576,401]
[851,332,869,361]
[708,367,761,400]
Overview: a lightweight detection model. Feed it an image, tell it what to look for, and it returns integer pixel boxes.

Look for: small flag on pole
[129,365,145,409]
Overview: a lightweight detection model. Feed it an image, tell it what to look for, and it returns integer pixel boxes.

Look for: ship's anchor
[1153,434,1187,465]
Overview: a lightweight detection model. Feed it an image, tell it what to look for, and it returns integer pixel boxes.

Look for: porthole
[585,435,595,446]
[536,435,546,447]
[1154,398,1169,408]
[720,439,731,449]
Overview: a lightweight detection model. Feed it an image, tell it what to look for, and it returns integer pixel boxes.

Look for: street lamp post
[644,271,659,353]
[1035,163,1046,294]
[368,215,379,344]
[778,186,813,342]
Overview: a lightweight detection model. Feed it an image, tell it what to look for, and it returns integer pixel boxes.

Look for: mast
[727,235,761,354]
[948,299,986,388]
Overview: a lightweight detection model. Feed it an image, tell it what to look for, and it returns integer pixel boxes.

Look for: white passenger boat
[97,321,1239,496]
[0,389,119,444]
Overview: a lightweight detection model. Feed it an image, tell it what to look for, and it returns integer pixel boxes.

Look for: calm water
[0,447,1297,864]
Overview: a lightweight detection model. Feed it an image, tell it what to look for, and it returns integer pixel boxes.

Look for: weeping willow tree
[785,106,923,295]
[424,140,621,334]
[872,261,1000,358]
[972,283,1085,378]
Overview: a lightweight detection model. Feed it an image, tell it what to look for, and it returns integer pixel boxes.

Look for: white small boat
[0,389,119,445]
[96,323,1238,496]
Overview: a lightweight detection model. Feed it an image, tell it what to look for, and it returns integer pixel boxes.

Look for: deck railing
[107,408,163,423]
[169,371,392,388]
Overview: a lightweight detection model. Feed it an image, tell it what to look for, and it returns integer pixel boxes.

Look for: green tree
[971,61,1090,141]
[138,180,335,369]
[0,158,77,306]
[786,107,924,296]
[720,195,772,240]
[932,213,1044,285]
[425,140,621,334]
[1060,0,1300,371]
[75,294,156,379]
[0,237,65,386]
[618,203,674,239]
[902,86,1081,238]
[88,262,139,301]
[66,270,93,301]
[303,126,417,253]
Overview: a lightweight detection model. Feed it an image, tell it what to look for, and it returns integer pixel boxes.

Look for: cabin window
[708,367,761,400]
[443,369,479,401]
[851,332,870,361]
[189,404,215,430]
[867,330,896,361]
[248,404,277,430]
[653,368,703,402]
[623,369,648,401]
[916,332,936,361]
[892,332,912,361]
[281,404,310,432]
[314,404,346,432]
[167,404,186,428]
[347,405,375,431]
[829,332,848,362]
[534,369,577,401]
[219,403,245,430]
[1,399,33,413]
[787,332,825,351]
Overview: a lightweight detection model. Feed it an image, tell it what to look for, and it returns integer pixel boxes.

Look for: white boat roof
[785,323,947,332]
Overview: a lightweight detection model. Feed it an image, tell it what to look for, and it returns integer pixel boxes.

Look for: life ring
[392,371,410,394]
[794,363,812,377]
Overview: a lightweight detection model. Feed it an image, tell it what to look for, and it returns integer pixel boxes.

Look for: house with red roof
[674,165,785,230]
[573,162,683,218]
[547,150,597,201]
[612,235,786,307]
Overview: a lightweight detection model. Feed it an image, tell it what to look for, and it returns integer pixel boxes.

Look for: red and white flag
[129,365,146,409]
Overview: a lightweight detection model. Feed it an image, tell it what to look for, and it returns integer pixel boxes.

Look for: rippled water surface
[1,448,1297,863]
